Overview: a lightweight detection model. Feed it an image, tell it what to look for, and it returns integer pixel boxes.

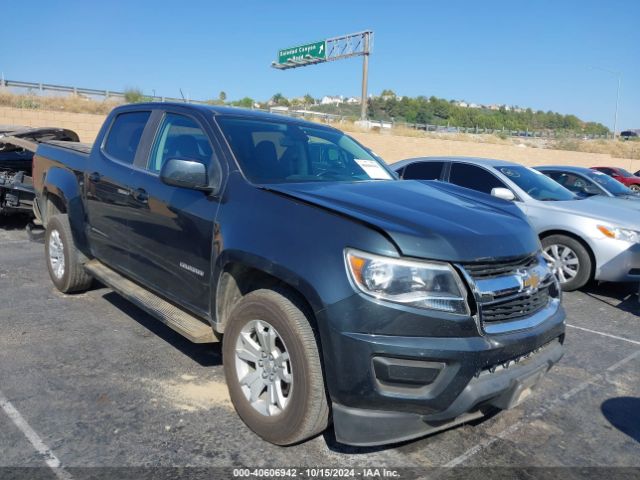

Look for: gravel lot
[1,219,639,479]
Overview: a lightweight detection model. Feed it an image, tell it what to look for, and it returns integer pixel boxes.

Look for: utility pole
[360,31,370,121]
[589,66,622,139]
[613,75,621,139]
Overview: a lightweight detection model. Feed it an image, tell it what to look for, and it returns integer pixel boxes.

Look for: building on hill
[321,95,344,105]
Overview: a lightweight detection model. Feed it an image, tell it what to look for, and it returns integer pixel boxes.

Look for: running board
[84,260,218,343]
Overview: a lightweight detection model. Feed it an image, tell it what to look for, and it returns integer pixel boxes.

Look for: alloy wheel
[234,319,293,416]
[48,229,65,279]
[543,244,579,284]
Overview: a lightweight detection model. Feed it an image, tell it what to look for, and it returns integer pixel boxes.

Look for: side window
[148,113,214,173]
[449,163,507,194]
[103,111,150,164]
[545,171,579,191]
[403,161,444,180]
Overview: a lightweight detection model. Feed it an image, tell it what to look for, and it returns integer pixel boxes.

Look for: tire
[630,184,640,192]
[222,289,329,445]
[44,214,92,293]
[541,234,592,291]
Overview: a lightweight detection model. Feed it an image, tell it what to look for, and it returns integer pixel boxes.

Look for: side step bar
[84,260,218,343]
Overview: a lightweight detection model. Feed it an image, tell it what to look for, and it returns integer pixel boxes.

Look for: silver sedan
[393,157,640,291]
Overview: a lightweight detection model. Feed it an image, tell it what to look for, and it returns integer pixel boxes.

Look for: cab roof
[113,102,339,132]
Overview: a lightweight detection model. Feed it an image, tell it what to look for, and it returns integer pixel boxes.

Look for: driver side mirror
[491,187,516,201]
[160,158,211,192]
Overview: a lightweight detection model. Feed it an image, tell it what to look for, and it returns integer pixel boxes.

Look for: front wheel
[541,234,592,291]
[630,184,640,192]
[44,214,92,293]
[222,289,329,445]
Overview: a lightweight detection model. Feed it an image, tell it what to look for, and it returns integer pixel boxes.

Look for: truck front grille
[481,287,550,323]
[460,254,559,332]
[462,254,538,279]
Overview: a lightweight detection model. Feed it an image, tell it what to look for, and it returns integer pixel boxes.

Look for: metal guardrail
[0,79,209,105]
[0,79,613,139]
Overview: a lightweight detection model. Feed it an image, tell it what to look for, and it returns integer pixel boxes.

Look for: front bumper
[317,292,565,446]
[594,240,640,283]
[332,338,564,446]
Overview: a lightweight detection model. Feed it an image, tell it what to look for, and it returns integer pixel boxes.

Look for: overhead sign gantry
[272,31,373,120]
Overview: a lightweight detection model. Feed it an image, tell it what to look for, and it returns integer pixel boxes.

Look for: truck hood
[529,196,640,229]
[264,180,539,262]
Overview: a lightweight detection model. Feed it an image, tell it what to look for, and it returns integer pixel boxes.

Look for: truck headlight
[345,249,470,314]
[598,225,640,243]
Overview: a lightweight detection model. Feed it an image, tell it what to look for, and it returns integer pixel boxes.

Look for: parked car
[536,165,640,200]
[620,130,638,140]
[591,166,640,192]
[14,104,566,447]
[394,157,640,291]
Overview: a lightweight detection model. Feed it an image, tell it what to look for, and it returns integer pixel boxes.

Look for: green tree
[231,97,254,109]
[271,93,289,106]
[303,94,315,106]
[219,91,227,102]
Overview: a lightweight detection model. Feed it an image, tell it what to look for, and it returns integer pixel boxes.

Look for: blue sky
[2,0,638,129]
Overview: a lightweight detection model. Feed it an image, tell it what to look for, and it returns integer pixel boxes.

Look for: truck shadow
[582,282,639,316]
[601,397,640,443]
[0,214,31,230]
[101,290,222,368]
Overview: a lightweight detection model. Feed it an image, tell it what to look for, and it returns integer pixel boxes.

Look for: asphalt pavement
[0,219,638,479]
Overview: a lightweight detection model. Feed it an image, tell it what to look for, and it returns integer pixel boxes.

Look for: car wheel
[630,184,640,192]
[541,235,592,291]
[222,289,329,445]
[44,214,92,293]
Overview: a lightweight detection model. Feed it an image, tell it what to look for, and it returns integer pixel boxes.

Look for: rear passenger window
[148,113,213,173]
[103,111,150,164]
[402,161,444,180]
[449,163,507,194]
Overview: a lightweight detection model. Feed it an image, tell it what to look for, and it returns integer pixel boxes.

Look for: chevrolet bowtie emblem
[519,270,540,292]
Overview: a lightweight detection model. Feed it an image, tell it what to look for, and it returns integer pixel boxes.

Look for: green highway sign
[278,40,326,64]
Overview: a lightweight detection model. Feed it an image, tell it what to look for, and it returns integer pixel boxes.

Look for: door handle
[88,172,101,183]
[131,188,149,203]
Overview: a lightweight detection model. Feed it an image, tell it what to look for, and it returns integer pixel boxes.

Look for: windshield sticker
[592,171,606,175]
[355,159,392,180]
[527,167,544,175]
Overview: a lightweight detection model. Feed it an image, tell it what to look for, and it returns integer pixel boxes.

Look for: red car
[591,166,640,192]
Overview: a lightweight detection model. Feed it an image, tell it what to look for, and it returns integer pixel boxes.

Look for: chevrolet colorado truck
[27,103,565,446]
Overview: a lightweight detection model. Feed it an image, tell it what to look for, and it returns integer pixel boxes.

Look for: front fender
[213,249,325,314]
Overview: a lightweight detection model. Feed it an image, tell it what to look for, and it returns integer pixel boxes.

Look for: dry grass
[551,137,640,160]
[0,91,121,115]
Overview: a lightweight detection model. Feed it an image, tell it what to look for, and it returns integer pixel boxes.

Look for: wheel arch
[539,229,596,280]
[41,167,90,255]
[212,252,323,335]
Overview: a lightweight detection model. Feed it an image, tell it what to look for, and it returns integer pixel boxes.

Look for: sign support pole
[360,31,370,121]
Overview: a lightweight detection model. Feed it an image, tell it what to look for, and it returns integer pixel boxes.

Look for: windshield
[496,166,577,201]
[587,171,633,196]
[216,116,395,184]
[618,168,634,178]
